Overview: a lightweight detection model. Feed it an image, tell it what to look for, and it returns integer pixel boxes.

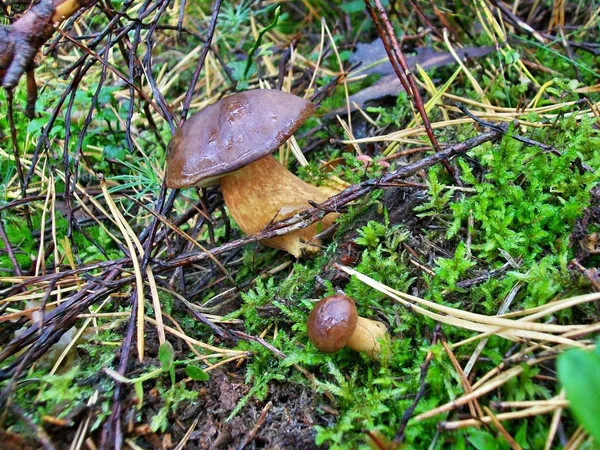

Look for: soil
[135,370,328,449]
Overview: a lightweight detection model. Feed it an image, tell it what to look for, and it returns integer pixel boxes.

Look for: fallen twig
[0,0,97,107]
[394,324,440,442]
[364,0,454,176]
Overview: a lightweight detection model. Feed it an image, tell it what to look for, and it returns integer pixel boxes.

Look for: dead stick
[164,126,505,270]
[100,288,138,450]
[5,90,25,199]
[395,324,441,442]
[181,0,223,121]
[365,0,454,176]
[0,218,22,276]
[1,0,98,89]
[237,401,273,450]
[5,90,32,229]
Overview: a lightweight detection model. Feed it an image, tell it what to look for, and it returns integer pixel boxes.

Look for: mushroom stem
[346,316,389,360]
[220,155,337,257]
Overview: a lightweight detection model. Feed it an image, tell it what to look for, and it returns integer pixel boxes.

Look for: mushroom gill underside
[219,155,338,257]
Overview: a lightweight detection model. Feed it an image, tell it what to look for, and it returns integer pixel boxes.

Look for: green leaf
[27,117,46,134]
[228,61,247,82]
[339,0,364,12]
[185,365,210,381]
[515,421,529,449]
[557,345,600,444]
[103,145,127,162]
[504,49,520,65]
[158,341,174,372]
[134,381,144,410]
[567,79,579,91]
[98,85,117,104]
[468,430,500,450]
[242,6,281,80]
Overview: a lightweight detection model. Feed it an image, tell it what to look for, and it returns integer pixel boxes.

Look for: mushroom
[165,89,337,257]
[307,294,389,360]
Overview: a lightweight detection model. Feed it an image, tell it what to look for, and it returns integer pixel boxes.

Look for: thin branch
[181,0,223,122]
[364,0,454,176]
[395,324,441,442]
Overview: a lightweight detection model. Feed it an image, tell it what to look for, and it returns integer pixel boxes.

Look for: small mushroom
[307,294,389,360]
[165,89,337,257]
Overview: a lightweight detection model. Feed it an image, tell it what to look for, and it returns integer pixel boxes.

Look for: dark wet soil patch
[134,370,327,449]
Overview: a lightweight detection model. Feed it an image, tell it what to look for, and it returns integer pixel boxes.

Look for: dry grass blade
[441,339,482,419]
[68,391,98,450]
[463,282,521,376]
[323,20,352,130]
[204,353,248,372]
[482,406,522,450]
[440,405,559,430]
[304,19,326,99]
[564,426,587,450]
[1,285,80,305]
[495,398,569,410]
[100,177,149,361]
[414,357,549,421]
[544,390,566,450]
[339,100,600,147]
[501,291,600,320]
[34,169,52,277]
[470,342,568,390]
[338,265,589,340]
[337,265,599,426]
[174,418,199,450]
[442,29,491,110]
[144,316,243,356]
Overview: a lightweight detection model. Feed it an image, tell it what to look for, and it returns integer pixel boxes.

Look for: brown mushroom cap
[307,295,358,353]
[165,89,316,189]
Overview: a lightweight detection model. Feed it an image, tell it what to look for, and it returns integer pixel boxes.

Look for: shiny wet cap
[307,295,358,353]
[165,89,316,188]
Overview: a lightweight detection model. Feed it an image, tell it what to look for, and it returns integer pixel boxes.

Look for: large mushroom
[307,294,389,360]
[166,89,337,257]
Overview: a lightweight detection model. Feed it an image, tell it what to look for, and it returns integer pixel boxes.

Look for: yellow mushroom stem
[346,317,389,360]
[53,0,89,21]
[220,155,338,258]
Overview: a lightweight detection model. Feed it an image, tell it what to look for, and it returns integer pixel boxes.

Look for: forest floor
[1,0,600,449]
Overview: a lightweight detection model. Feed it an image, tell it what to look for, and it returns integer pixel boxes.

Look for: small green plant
[413,167,454,216]
[150,381,201,433]
[104,342,208,410]
[241,5,281,81]
[367,92,410,128]
[434,241,476,289]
